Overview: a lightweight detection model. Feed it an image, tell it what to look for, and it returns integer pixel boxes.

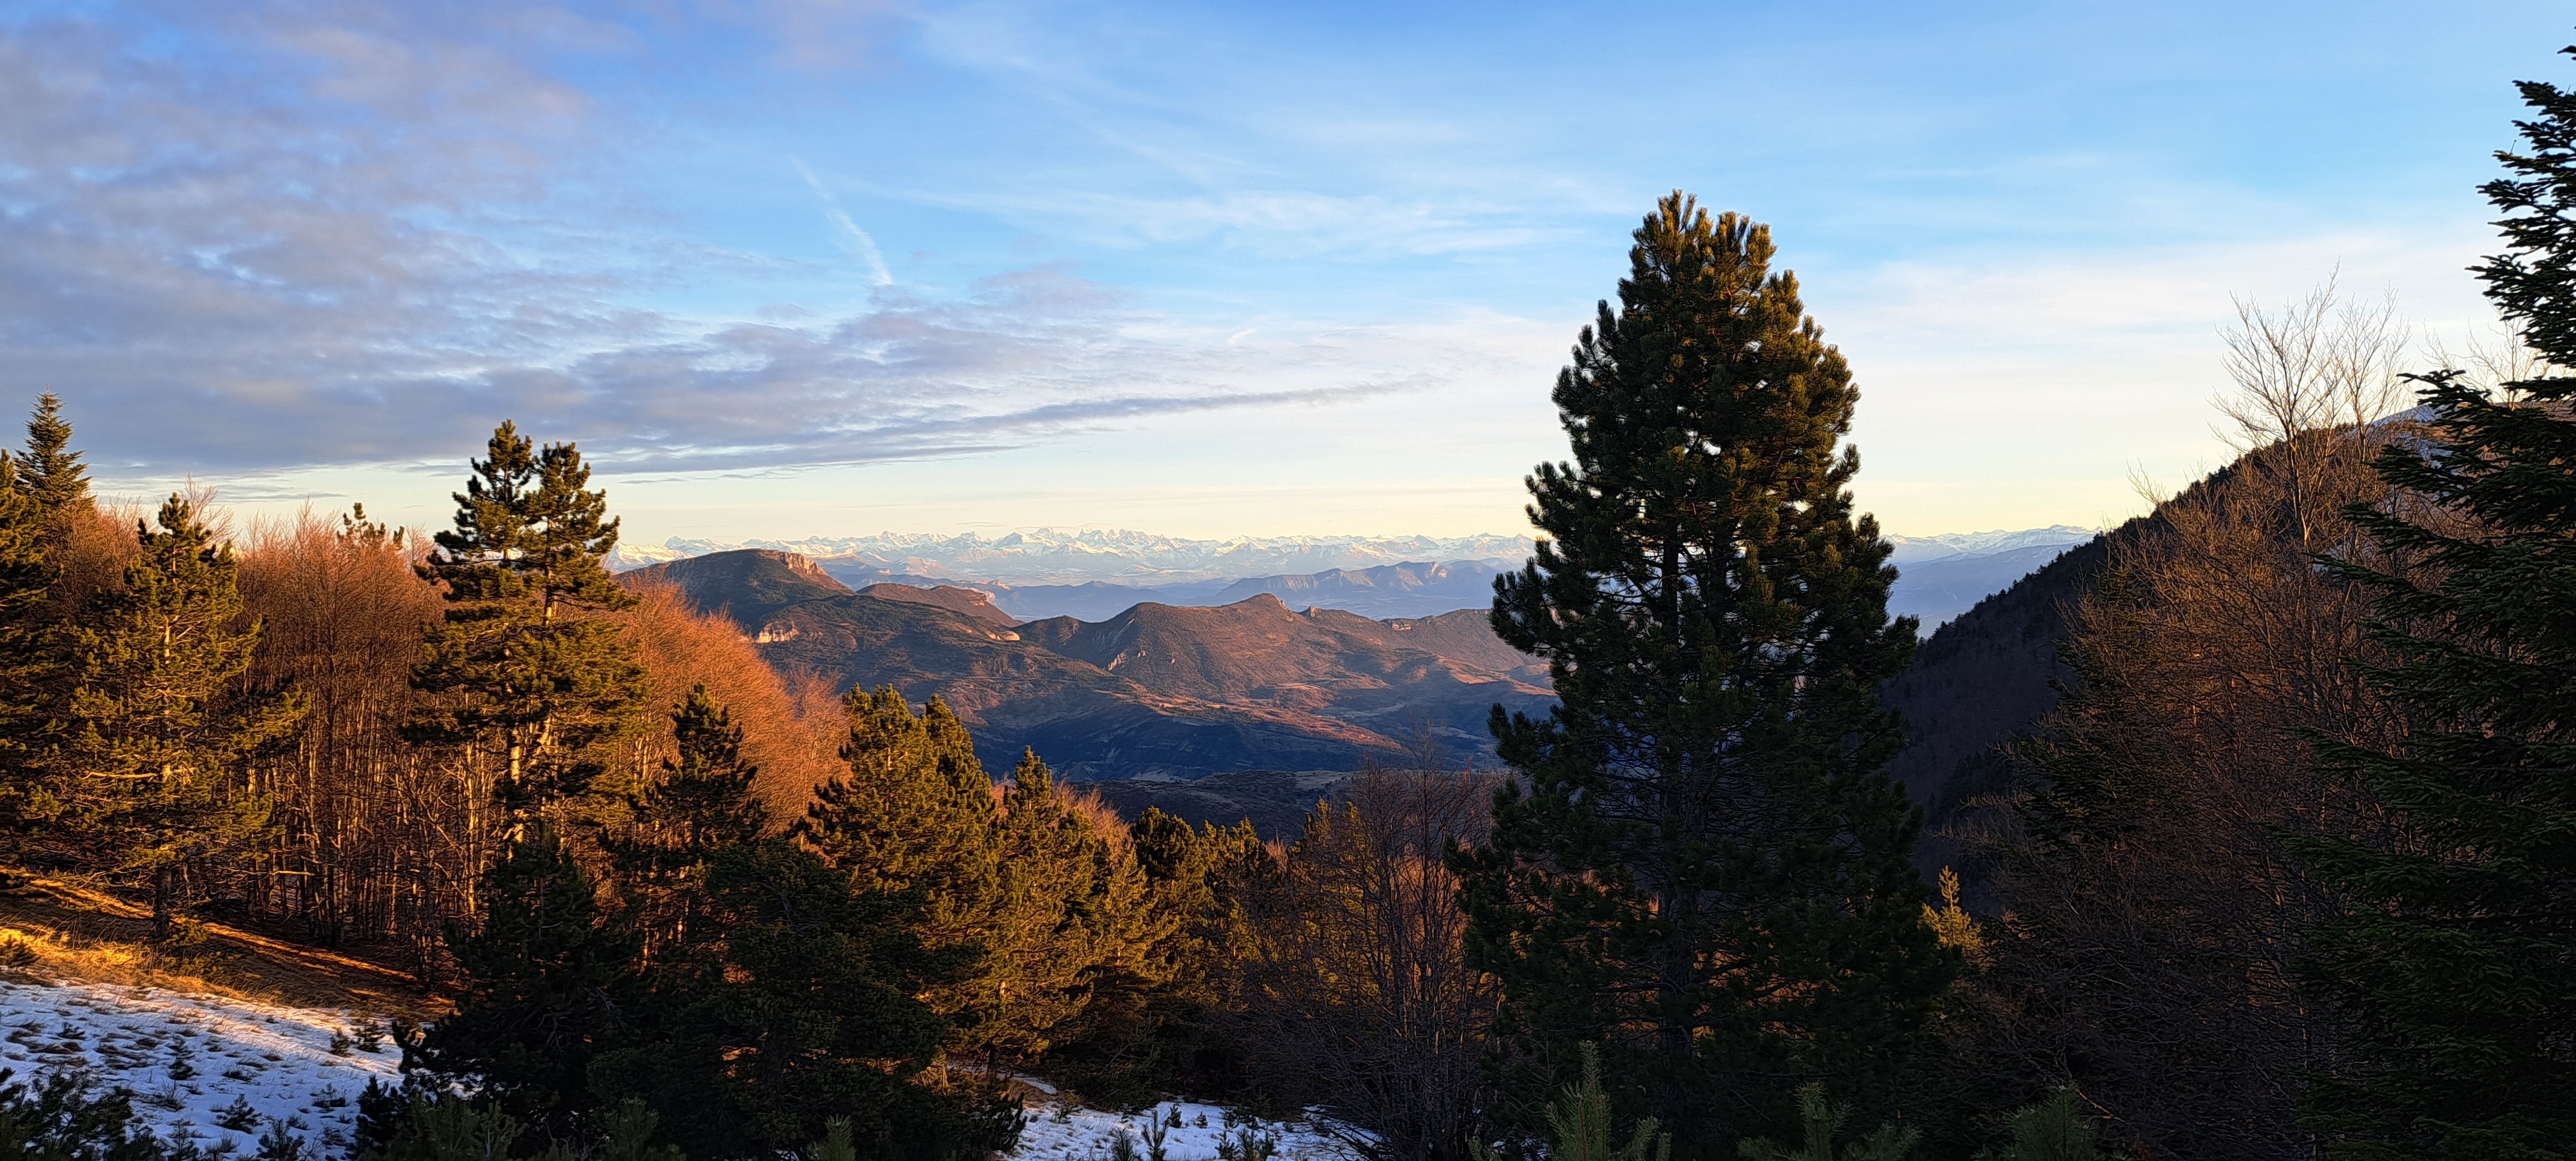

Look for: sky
[1,0,2567,547]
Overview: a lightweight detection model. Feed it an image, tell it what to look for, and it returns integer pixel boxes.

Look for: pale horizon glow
[6,1,2563,545]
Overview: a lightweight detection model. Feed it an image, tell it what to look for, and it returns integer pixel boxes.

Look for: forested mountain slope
[628,550,1550,779]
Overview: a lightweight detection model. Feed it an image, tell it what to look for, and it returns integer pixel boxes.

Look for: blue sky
[2,0,2564,544]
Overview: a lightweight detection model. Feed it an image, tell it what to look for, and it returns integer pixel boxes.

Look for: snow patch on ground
[0,974,399,1155]
[1009,1099,1353,1161]
[0,974,1344,1161]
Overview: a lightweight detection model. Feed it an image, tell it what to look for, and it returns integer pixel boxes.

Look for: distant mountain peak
[608,528,1539,585]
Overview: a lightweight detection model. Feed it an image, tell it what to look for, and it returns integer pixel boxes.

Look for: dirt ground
[0,877,444,1018]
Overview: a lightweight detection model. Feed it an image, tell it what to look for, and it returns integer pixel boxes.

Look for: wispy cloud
[791,158,894,286]
[0,3,1453,482]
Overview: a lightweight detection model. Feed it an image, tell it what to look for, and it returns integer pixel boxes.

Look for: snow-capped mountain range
[608,530,1536,585]
[1884,525,2097,564]
[609,525,2100,587]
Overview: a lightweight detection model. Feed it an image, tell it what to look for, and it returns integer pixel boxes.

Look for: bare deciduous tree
[1237,745,1499,1161]
[2214,276,2411,544]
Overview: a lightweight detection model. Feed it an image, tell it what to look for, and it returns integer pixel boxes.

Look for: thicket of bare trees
[1960,282,2421,1159]
[214,509,848,974]
[1237,755,1499,1161]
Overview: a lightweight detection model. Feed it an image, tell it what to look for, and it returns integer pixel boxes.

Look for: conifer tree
[408,824,639,1138]
[799,687,1001,942]
[589,837,1018,1160]
[979,750,1168,1064]
[1453,195,1953,1154]
[2291,52,2576,1158]
[411,422,643,816]
[800,692,1175,1071]
[19,393,87,531]
[611,683,768,954]
[53,496,304,936]
[0,453,52,792]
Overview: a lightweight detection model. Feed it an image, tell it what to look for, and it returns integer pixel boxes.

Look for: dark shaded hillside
[1088,768,1363,840]
[1880,537,2105,817]
[1016,595,1550,746]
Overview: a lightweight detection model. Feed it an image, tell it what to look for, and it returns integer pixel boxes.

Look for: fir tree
[799,687,1001,941]
[2291,51,2576,1159]
[19,393,87,530]
[408,824,639,1139]
[411,422,643,816]
[54,496,304,937]
[980,750,1168,1064]
[1452,194,1953,1154]
[590,837,1018,1160]
[0,453,52,797]
[610,683,768,955]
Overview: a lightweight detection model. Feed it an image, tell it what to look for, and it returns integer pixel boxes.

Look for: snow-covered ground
[0,974,399,1155]
[0,972,1346,1160]
[1011,1094,1352,1161]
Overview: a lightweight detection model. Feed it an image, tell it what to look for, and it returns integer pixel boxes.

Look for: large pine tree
[1452,194,1953,1154]
[411,421,644,816]
[55,496,305,937]
[2293,52,2576,1159]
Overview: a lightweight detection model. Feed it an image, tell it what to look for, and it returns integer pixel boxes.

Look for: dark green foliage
[1042,806,1270,1099]
[408,825,640,1139]
[52,495,305,936]
[255,1116,310,1161]
[609,684,767,955]
[1453,194,1953,1155]
[798,688,996,905]
[411,422,643,813]
[591,838,1019,1161]
[2290,52,2576,1159]
[1470,1043,1667,1161]
[1734,1084,1915,1161]
[17,395,86,527]
[358,1089,525,1161]
[357,1089,677,1161]
[0,448,55,816]
[0,1068,169,1161]
[1972,1092,2105,1161]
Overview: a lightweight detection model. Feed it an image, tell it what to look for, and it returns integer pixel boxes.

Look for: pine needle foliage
[1453,194,1953,1155]
[1735,1083,1918,1161]
[0,451,54,794]
[1970,1092,2106,1161]
[609,682,767,956]
[18,394,87,531]
[1473,1043,1667,1161]
[798,688,999,943]
[409,824,640,1140]
[800,692,1173,1068]
[589,837,1015,1161]
[411,421,643,815]
[56,495,305,937]
[2291,48,2576,1161]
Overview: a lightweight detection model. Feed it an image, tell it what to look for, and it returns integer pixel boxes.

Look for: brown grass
[0,877,442,1018]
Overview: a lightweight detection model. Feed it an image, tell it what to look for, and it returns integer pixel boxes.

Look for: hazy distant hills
[609,526,2095,628]
[625,549,1553,780]
[608,529,1536,586]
